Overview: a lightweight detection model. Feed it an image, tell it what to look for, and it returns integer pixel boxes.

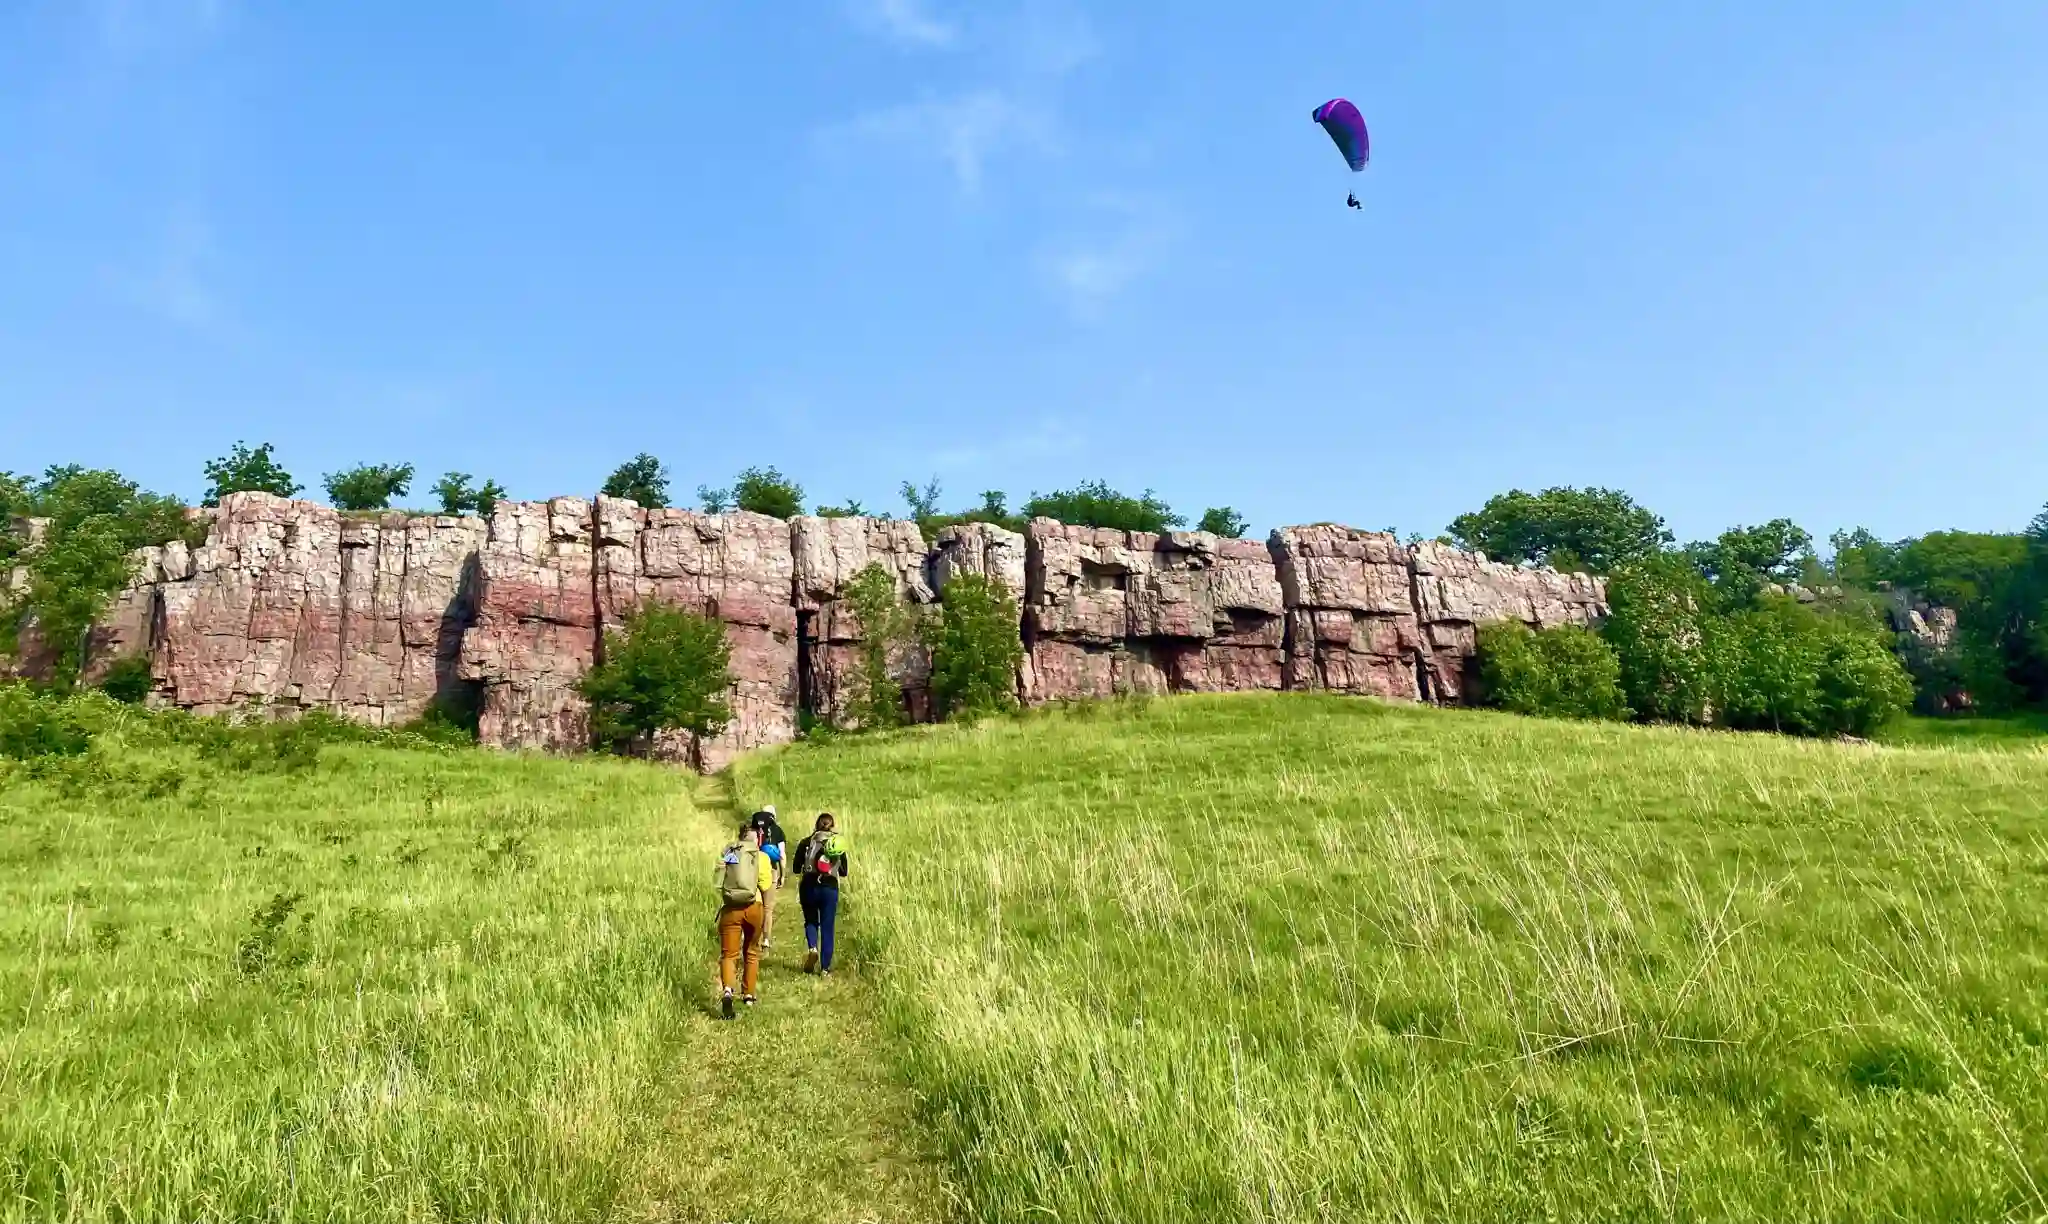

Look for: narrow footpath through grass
[608,781,953,1224]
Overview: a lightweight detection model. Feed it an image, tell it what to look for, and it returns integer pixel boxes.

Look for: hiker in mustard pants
[714,821,771,1020]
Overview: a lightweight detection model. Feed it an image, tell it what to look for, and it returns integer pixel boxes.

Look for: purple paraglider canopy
[1313,98,1370,172]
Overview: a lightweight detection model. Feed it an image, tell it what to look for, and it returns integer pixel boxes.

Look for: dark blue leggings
[799,882,840,971]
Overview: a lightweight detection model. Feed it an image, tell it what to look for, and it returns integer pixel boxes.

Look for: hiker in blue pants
[794,813,848,975]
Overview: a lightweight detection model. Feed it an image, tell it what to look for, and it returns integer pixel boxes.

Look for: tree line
[1454,486,2048,730]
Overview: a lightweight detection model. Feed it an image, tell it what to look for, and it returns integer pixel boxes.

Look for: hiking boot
[803,948,820,973]
[743,994,758,1007]
[720,993,736,1021]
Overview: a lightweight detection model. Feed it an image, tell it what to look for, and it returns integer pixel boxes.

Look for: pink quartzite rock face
[1022,520,1287,702]
[460,498,595,749]
[791,515,936,728]
[1270,525,1421,700]
[140,494,488,725]
[36,489,1627,773]
[593,498,798,771]
[1408,541,1608,701]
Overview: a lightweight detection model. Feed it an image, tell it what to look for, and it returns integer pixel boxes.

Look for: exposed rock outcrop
[792,515,935,727]
[1271,525,1423,699]
[460,498,594,749]
[591,498,799,770]
[17,491,1628,771]
[1020,520,1287,702]
[1409,541,1608,702]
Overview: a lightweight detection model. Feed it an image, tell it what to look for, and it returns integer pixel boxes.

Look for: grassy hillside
[737,695,2048,1224]
[0,706,943,1223]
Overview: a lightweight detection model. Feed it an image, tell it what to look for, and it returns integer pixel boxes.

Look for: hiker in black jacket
[749,806,788,950]
[794,813,848,975]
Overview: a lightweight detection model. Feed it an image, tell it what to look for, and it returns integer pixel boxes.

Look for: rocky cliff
[18,492,1614,768]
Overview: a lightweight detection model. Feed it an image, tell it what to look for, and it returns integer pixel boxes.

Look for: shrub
[1600,555,1718,724]
[1712,598,1912,737]
[1476,622,1630,721]
[578,601,733,759]
[814,501,866,518]
[202,441,301,505]
[710,467,804,520]
[1713,598,1824,735]
[927,574,1023,721]
[322,463,415,512]
[839,563,914,730]
[98,655,153,704]
[602,454,671,509]
[1023,481,1182,534]
[0,684,94,759]
[1814,624,1914,737]
[1196,507,1249,538]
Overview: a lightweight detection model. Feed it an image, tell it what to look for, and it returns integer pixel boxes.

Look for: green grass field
[6,695,2046,1222]
[738,696,2048,1223]
[0,706,941,1223]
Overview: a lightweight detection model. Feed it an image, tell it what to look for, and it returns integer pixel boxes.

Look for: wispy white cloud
[850,0,957,48]
[832,89,1051,194]
[931,415,1085,471]
[1038,194,1183,322]
[105,209,223,332]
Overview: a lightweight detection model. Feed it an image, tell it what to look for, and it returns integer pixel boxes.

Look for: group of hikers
[713,805,847,1019]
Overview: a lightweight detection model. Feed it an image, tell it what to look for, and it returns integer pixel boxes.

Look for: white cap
[761,804,776,816]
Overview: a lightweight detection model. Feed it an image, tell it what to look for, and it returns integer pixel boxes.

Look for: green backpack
[719,845,761,906]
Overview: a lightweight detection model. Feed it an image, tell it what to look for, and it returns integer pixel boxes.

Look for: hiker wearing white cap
[748,805,788,950]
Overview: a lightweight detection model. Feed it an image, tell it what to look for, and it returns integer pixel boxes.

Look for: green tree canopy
[577,601,733,761]
[725,466,804,519]
[2,466,195,689]
[1023,481,1183,534]
[202,441,301,506]
[1196,507,1249,538]
[323,463,415,512]
[1686,518,1815,604]
[431,472,506,517]
[1447,487,1671,573]
[601,454,671,509]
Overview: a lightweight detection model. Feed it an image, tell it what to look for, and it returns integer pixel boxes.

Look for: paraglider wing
[1313,98,1370,172]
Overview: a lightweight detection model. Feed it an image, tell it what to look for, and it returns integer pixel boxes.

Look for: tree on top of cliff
[1197,507,1249,539]
[1447,487,1671,574]
[701,467,804,520]
[1024,481,1183,534]
[202,442,301,507]
[323,464,415,512]
[602,454,671,508]
[431,472,507,518]
[579,601,733,763]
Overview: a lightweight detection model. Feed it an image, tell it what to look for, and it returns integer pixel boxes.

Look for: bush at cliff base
[1712,596,1912,737]
[1598,555,1719,725]
[926,573,1025,721]
[1475,621,1630,721]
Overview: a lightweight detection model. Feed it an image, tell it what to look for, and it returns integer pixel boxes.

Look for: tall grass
[739,694,2048,1223]
[1,718,699,1221]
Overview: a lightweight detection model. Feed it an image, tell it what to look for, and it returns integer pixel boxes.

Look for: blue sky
[3,1,2044,545]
